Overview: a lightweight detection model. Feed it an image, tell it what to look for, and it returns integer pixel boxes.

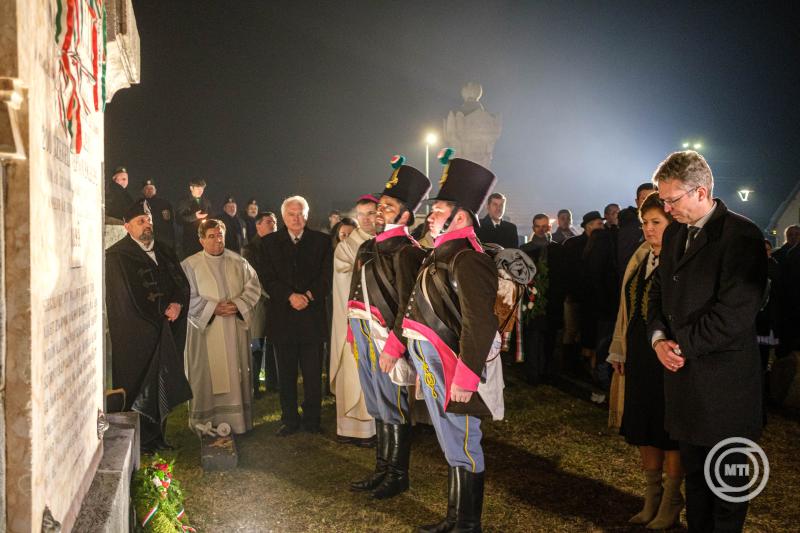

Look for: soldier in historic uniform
[346,156,431,499]
[141,178,176,251]
[402,153,501,533]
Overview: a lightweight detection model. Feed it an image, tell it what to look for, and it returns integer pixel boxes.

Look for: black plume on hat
[581,210,604,228]
[123,199,152,222]
[380,155,431,213]
[431,150,496,217]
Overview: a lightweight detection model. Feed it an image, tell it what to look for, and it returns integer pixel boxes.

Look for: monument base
[73,412,139,532]
[201,434,238,471]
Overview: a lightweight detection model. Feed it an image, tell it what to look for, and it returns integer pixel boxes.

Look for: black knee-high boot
[372,423,411,499]
[451,467,484,533]
[417,466,458,533]
[350,420,389,491]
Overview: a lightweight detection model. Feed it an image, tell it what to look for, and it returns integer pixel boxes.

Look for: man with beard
[177,178,212,258]
[330,194,379,446]
[106,199,193,453]
[403,152,501,532]
[141,178,176,251]
[218,196,247,253]
[346,156,431,499]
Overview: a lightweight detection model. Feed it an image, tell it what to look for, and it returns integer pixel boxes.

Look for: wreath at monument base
[132,455,194,532]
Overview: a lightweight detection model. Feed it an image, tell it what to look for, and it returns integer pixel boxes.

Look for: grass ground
[159,368,800,532]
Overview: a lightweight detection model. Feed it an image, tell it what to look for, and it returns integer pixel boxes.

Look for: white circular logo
[704,437,769,503]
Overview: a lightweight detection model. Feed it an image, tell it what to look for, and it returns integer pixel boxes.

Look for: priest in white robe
[182,218,262,435]
[329,196,379,443]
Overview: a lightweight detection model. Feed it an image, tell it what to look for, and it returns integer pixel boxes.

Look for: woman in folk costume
[347,156,431,499]
[182,219,262,435]
[607,192,684,529]
[402,150,504,533]
[330,196,380,444]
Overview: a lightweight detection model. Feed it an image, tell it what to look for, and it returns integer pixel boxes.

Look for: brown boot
[629,470,663,524]
[646,476,684,530]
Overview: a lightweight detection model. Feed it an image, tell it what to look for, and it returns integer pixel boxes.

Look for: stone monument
[442,82,502,169]
[1,1,140,531]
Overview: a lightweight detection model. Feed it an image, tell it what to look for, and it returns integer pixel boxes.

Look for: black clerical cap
[381,155,431,213]
[581,210,604,228]
[430,150,496,220]
[123,199,152,222]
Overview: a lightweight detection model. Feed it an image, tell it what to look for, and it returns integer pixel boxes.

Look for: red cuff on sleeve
[453,359,480,391]
[383,332,406,359]
[346,323,354,344]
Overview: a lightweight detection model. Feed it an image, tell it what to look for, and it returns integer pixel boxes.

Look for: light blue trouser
[350,318,410,425]
[408,338,484,472]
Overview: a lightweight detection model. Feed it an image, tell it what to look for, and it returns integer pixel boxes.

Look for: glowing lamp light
[693,143,703,150]
[425,132,438,145]
[737,189,753,202]
[682,142,690,148]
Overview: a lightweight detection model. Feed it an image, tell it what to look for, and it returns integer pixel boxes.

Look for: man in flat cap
[403,152,502,532]
[106,199,193,453]
[106,166,134,221]
[218,196,247,254]
[177,178,212,259]
[346,157,431,499]
[141,178,176,251]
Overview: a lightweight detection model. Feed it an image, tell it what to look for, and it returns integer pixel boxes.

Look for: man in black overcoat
[259,196,333,435]
[647,150,767,532]
[476,192,519,248]
[106,200,193,453]
[176,178,212,258]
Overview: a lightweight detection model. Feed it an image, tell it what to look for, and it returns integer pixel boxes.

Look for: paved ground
[161,368,799,532]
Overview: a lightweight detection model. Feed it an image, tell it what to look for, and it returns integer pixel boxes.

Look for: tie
[685,226,700,250]
[293,236,300,244]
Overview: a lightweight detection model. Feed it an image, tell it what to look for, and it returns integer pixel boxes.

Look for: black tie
[293,236,300,244]
[686,226,700,250]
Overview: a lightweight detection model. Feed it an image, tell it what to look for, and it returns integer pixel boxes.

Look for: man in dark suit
[476,192,519,248]
[648,150,767,532]
[259,196,332,435]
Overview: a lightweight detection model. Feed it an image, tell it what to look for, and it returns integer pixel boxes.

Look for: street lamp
[737,189,753,202]
[424,132,438,178]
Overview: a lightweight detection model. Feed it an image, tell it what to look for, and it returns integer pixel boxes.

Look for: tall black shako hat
[430,148,496,227]
[123,199,152,222]
[381,155,431,213]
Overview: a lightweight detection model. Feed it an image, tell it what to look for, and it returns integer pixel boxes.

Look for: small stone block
[200,434,238,471]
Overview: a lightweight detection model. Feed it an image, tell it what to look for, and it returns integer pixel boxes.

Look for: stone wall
[0,1,137,531]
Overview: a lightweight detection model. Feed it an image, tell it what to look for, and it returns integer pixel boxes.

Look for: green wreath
[132,455,193,532]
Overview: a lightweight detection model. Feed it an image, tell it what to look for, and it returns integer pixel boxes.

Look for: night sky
[106,1,800,231]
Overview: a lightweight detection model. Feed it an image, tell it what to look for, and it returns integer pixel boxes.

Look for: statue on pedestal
[443,82,502,169]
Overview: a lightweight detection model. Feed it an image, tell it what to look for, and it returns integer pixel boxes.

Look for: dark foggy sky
[106,1,800,230]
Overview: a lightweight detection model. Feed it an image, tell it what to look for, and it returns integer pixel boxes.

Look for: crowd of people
[104,150,799,532]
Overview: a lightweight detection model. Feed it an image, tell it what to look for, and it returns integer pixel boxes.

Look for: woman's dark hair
[331,217,358,247]
[639,191,672,222]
